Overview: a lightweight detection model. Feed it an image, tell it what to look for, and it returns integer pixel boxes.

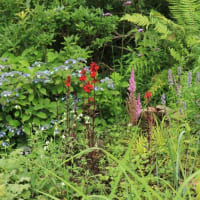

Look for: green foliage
[0,149,31,200]
[0,2,119,62]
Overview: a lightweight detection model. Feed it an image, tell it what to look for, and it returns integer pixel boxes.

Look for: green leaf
[40,88,47,95]
[9,120,20,127]
[22,115,31,122]
[14,111,20,117]
[33,117,40,125]
[24,125,31,135]
[36,112,47,119]
[28,88,34,94]
[28,94,34,101]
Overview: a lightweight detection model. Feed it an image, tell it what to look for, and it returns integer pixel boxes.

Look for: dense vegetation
[0,0,200,199]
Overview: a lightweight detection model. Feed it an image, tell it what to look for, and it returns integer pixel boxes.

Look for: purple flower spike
[128,68,136,93]
[103,12,112,16]
[187,71,192,87]
[138,28,144,32]
[168,69,174,85]
[178,66,182,76]
[123,1,132,6]
[196,72,200,83]
[183,102,187,110]
[138,53,142,57]
[161,93,166,105]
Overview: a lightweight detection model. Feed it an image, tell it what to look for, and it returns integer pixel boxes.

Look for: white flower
[61,182,65,186]
[44,146,48,151]
[128,123,132,127]
[46,141,49,145]
[15,105,21,109]
[62,135,65,139]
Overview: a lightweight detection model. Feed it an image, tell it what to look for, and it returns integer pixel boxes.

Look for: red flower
[144,91,152,102]
[88,97,94,102]
[83,82,94,93]
[79,75,87,81]
[80,68,86,75]
[83,85,90,93]
[92,79,99,83]
[64,76,71,87]
[90,62,99,73]
[90,71,97,78]
[87,81,93,90]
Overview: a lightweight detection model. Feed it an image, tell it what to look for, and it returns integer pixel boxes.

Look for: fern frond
[169,48,182,62]
[121,14,150,27]
[168,0,200,32]
[149,70,168,95]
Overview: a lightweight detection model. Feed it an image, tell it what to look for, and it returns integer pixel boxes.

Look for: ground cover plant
[0,0,200,199]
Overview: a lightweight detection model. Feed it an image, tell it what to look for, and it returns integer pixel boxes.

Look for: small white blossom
[61,182,65,186]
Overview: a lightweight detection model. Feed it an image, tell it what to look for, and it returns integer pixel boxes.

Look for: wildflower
[83,82,93,93]
[61,182,65,186]
[103,12,112,16]
[138,54,142,57]
[127,123,132,127]
[0,132,6,138]
[88,97,94,102]
[154,48,159,51]
[83,86,90,93]
[161,94,166,105]
[168,69,174,85]
[138,28,143,32]
[1,142,9,147]
[187,71,192,87]
[90,71,97,79]
[79,76,87,81]
[136,93,142,119]
[144,91,152,103]
[15,105,21,109]
[196,72,200,83]
[90,62,99,72]
[92,79,100,83]
[128,68,136,93]
[44,146,48,151]
[80,68,86,74]
[178,66,182,76]
[64,58,77,65]
[123,1,132,5]
[64,76,71,87]
[79,68,87,81]
[183,102,187,110]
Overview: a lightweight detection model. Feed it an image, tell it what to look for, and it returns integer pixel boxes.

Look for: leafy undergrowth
[1,119,200,200]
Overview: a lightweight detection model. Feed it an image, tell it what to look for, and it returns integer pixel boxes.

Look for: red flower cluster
[79,68,87,81]
[64,76,71,87]
[88,97,94,102]
[90,62,99,79]
[83,81,93,93]
[78,62,100,93]
[144,91,152,102]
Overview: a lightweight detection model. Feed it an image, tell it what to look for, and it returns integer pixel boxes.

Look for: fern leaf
[169,48,182,62]
[121,14,150,27]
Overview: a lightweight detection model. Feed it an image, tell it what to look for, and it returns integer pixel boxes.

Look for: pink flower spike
[136,93,142,120]
[123,1,132,5]
[103,12,112,16]
[128,68,136,93]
